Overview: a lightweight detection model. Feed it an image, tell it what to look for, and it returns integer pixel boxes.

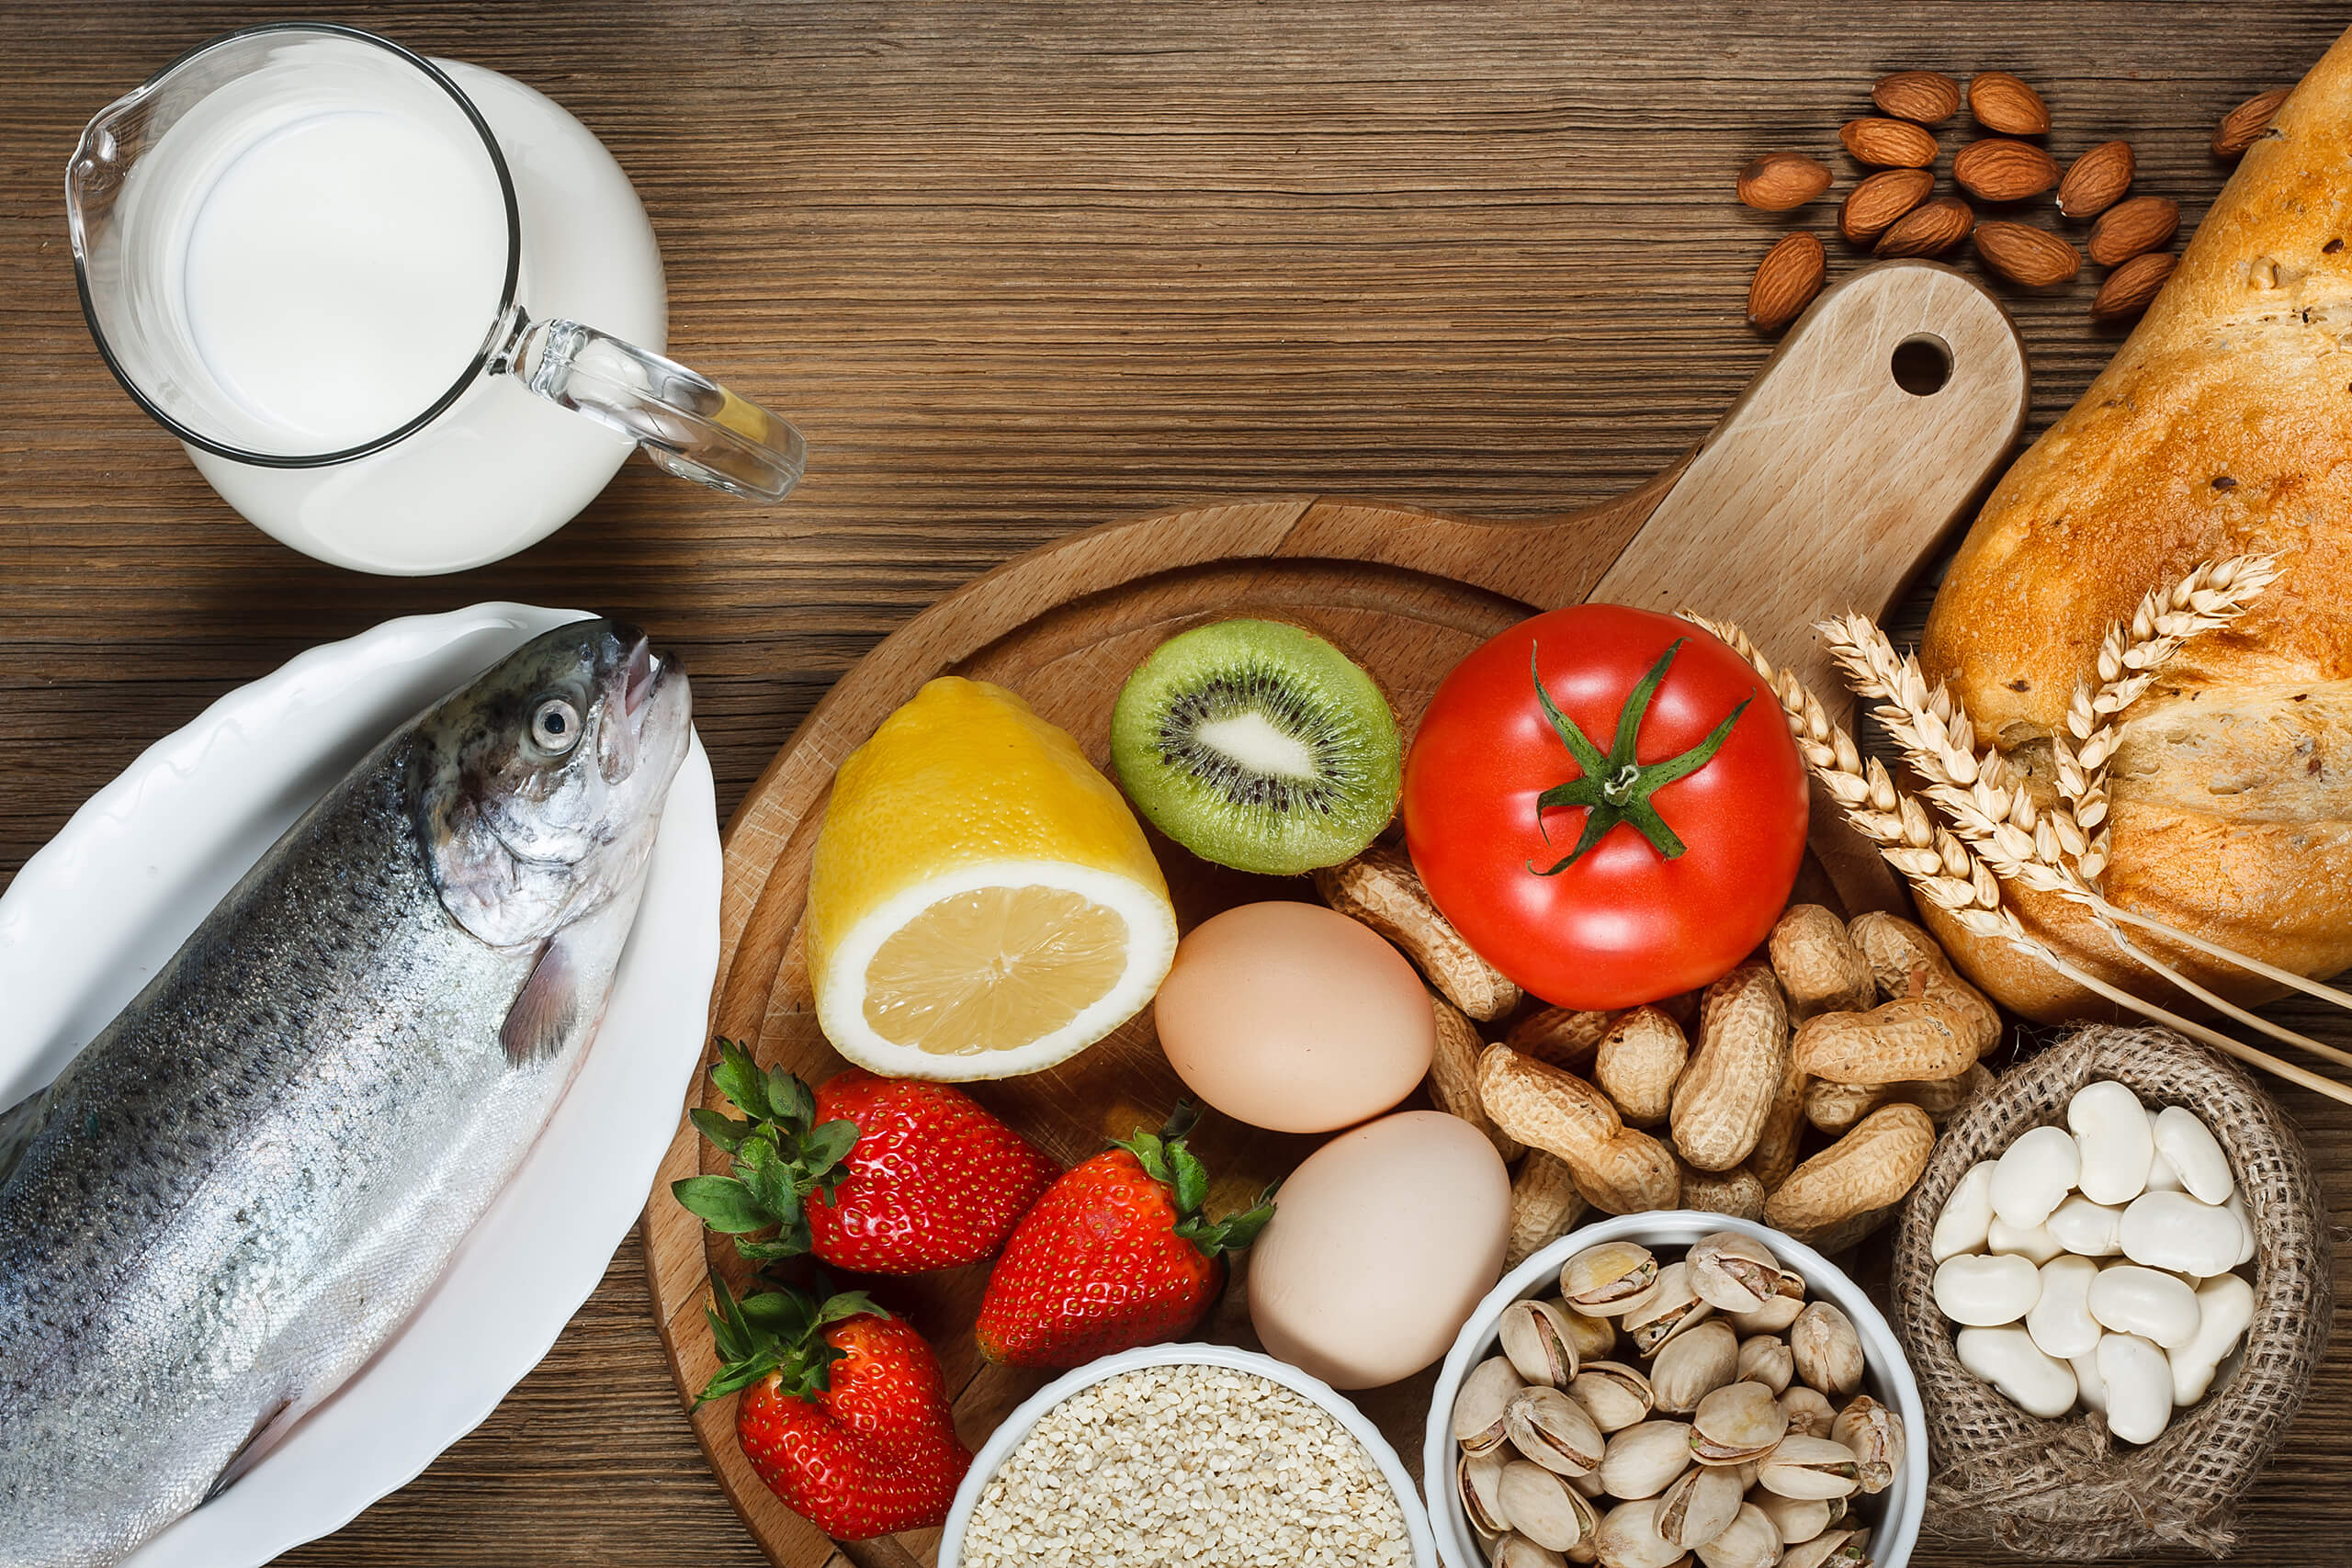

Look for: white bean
[1934,1252,2042,1327]
[2097,1332,2174,1445]
[1987,1216,2065,1266]
[2152,1107,2233,1206]
[2170,1273,2255,1405]
[2025,1256,2102,1360]
[2045,1194,2125,1258]
[1991,1125,2080,1230]
[2071,1349,2108,1415]
[1957,1325,2078,1419]
[2223,1189,2256,1269]
[1933,1161,1998,1263]
[2086,1264,2200,1350]
[2120,1190,2242,1278]
[2066,1080,2153,1205]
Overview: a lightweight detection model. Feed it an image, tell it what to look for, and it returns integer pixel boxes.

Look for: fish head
[413,617,693,949]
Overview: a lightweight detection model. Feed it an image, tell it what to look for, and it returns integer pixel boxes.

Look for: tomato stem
[1527,638,1753,875]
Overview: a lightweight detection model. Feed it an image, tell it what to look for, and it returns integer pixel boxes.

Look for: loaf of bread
[1918,37,2352,1021]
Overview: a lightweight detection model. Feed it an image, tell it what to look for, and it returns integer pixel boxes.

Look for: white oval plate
[0,602,720,1568]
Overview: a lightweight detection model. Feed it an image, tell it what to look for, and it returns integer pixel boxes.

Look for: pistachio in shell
[1688,1231,1784,1314]
[1592,1496,1685,1568]
[1597,1419,1695,1501]
[1623,1260,1714,1357]
[1727,1293,1806,1336]
[1562,1241,1661,1315]
[1780,1385,1836,1438]
[1564,1305,1622,1364]
[1690,1379,1788,1465]
[1569,1360,1657,1433]
[1694,1501,1784,1568]
[1656,1462,1743,1549]
[1460,1446,1512,1538]
[1507,1385,1607,1476]
[1757,1434,1862,1500]
[1498,1460,1601,1553]
[1830,1394,1905,1495]
[1757,1491,1846,1546]
[1492,1535,1572,1568]
[1790,1302,1865,1399]
[1502,1297,1586,1387]
[1782,1526,1871,1568]
[1736,1334,1794,1395]
[1455,1355,1527,1455]
[1650,1319,1739,1415]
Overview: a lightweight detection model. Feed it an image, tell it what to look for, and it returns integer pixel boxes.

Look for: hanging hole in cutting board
[1891,333,1952,396]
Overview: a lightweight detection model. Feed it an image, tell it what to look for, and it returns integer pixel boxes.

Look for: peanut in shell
[1508,1151,1591,1269]
[1481,1043,1623,1163]
[1428,992,1521,1161]
[1765,1102,1936,1241]
[1595,1006,1690,1125]
[1670,963,1790,1171]
[1768,906,1874,1020]
[1573,1128,1684,1215]
[1792,996,1976,1085]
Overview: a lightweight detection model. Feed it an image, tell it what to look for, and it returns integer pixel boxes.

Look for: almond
[1747,231,1826,331]
[1874,197,1974,257]
[2092,251,2177,320]
[1839,118,1939,169]
[1871,70,1961,125]
[1973,220,2082,287]
[1968,71,2051,136]
[2057,141,2134,219]
[1737,152,1834,212]
[1953,138,2060,202]
[2213,87,2291,157]
[1840,167,1934,243]
[2087,195,2180,266]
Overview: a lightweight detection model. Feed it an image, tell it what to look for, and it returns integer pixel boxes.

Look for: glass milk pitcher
[68,23,805,575]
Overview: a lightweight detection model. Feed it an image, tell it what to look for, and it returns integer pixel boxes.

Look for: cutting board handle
[1589,260,2027,692]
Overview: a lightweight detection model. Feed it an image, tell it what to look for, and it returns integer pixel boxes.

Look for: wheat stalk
[1689,612,2352,1110]
[2055,555,2280,883]
[1815,612,2352,1068]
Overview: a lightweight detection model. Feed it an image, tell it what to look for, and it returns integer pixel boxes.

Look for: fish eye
[531,698,582,754]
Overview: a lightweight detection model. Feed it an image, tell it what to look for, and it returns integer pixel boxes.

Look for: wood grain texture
[0,3,2346,1565]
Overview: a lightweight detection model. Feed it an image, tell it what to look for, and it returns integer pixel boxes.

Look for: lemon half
[807,678,1178,1080]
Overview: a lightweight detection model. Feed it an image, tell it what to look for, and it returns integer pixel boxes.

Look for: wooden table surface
[3,3,2346,1563]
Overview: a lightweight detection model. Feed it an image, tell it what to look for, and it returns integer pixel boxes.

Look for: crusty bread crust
[1919,35,2352,1021]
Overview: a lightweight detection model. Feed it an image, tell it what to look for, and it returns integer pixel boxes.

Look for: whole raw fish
[0,618,690,1568]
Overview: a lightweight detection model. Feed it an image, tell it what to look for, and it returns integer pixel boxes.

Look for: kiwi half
[1109,618,1401,875]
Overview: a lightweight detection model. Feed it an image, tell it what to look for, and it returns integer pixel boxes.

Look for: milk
[180,107,508,449]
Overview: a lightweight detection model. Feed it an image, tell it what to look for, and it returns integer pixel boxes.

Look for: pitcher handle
[493,310,807,502]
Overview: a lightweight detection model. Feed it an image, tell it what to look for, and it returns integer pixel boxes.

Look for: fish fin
[205,1393,300,1501]
[501,937,579,1066]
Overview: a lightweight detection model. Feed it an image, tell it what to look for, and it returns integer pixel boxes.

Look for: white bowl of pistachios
[1423,1213,1927,1568]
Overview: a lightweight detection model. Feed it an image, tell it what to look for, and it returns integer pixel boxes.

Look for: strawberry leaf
[672,1175,774,1235]
[681,1039,865,1264]
[688,1108,756,1153]
[1168,1141,1209,1217]
[709,1038,773,1122]
[694,1276,883,1407]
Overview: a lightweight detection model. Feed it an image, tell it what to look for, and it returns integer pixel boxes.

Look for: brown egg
[1248,1111,1512,1388]
[1153,900,1434,1134]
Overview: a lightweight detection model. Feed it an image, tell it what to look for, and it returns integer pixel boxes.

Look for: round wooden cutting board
[644,260,2028,1568]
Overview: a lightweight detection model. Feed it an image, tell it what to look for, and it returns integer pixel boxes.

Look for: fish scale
[0,619,688,1568]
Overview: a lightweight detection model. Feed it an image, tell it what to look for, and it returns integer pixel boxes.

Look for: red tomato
[1402,604,1808,1010]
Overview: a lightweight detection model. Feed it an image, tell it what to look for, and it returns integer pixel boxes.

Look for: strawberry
[701,1278,970,1539]
[974,1104,1273,1368]
[673,1039,1058,1274]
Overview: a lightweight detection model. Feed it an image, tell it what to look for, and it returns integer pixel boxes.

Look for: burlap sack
[1889,1025,2333,1559]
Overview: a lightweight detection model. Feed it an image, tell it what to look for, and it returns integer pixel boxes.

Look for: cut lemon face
[807,679,1178,1081]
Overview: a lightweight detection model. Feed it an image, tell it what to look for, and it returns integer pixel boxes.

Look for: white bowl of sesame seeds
[940,1341,1439,1568]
